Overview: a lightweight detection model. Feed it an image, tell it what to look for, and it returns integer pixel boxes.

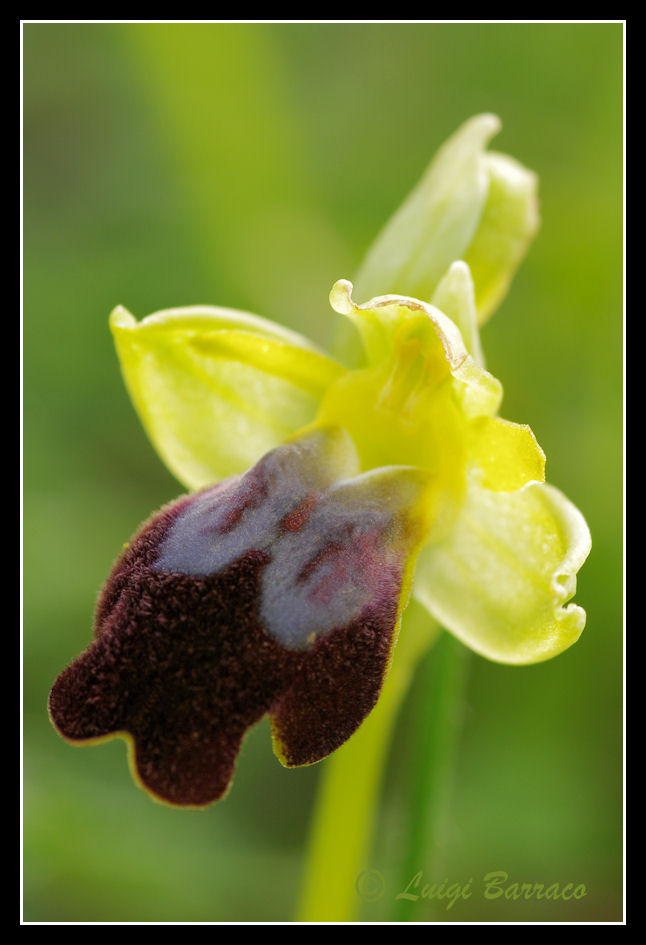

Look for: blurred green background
[23,23,623,922]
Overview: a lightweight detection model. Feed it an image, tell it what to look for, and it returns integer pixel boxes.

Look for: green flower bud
[352,114,539,322]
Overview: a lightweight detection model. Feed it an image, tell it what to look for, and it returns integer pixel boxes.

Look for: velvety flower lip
[49,429,429,806]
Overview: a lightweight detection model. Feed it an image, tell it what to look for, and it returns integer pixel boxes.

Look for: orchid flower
[48,115,590,808]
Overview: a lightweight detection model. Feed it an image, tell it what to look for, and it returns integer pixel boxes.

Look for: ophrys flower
[48,116,590,807]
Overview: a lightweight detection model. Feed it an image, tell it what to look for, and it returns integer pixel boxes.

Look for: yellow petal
[468,416,545,491]
[431,260,485,368]
[414,478,591,664]
[110,304,345,490]
[464,151,540,324]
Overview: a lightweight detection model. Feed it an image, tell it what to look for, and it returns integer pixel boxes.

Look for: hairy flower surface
[50,428,428,805]
[49,116,590,807]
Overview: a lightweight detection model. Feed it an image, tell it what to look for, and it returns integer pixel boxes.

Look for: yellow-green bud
[352,114,539,323]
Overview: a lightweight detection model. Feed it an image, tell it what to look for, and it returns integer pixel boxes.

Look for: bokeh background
[23,22,623,922]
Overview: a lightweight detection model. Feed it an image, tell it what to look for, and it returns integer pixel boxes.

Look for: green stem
[393,632,469,921]
[295,601,440,922]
